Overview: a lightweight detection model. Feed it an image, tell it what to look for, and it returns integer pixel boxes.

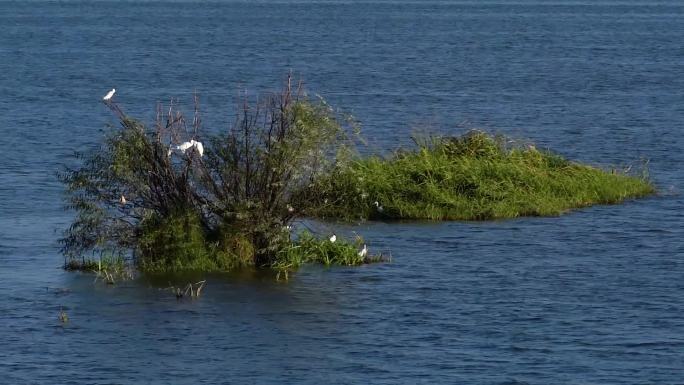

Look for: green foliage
[201,90,352,265]
[307,131,655,221]
[58,114,199,259]
[137,210,213,272]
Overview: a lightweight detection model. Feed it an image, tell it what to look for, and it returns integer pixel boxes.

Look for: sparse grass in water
[307,131,655,221]
[58,307,69,324]
[64,255,133,283]
[164,280,206,299]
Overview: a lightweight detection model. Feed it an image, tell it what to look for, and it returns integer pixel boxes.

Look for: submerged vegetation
[60,77,654,275]
[307,132,654,220]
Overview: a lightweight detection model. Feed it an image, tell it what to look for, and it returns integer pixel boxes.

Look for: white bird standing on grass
[103,88,116,101]
[329,234,337,243]
[358,244,367,258]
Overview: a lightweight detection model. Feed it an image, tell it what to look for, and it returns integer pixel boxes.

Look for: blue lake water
[1,1,683,383]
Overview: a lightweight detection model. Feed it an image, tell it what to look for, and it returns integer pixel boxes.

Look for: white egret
[358,244,367,258]
[103,88,116,101]
[176,141,194,153]
[373,201,384,213]
[169,139,204,157]
[193,140,204,157]
[119,195,126,205]
[287,204,294,213]
[329,234,337,243]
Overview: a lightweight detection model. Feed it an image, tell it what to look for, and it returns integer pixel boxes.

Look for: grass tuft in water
[64,254,133,283]
[273,231,382,280]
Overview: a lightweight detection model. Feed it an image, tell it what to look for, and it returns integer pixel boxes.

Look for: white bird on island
[329,234,337,243]
[373,201,384,213]
[358,244,367,258]
[103,88,116,101]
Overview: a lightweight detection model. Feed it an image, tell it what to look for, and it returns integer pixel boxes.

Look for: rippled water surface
[1,1,683,383]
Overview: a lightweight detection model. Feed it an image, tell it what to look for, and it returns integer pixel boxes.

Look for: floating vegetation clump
[306,131,655,221]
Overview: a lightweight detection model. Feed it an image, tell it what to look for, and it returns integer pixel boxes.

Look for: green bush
[59,77,366,273]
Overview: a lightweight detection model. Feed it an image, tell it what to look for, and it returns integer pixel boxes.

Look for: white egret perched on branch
[176,141,194,153]
[193,140,204,157]
[103,88,115,101]
[167,139,204,157]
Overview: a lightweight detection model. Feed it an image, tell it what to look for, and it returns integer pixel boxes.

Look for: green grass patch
[307,131,655,221]
[275,232,371,268]
[273,231,381,279]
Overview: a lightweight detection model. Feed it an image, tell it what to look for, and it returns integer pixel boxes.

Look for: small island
[60,80,654,276]
[306,131,654,221]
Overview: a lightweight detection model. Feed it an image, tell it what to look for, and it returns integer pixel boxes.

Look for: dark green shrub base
[307,131,655,221]
[64,231,380,276]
